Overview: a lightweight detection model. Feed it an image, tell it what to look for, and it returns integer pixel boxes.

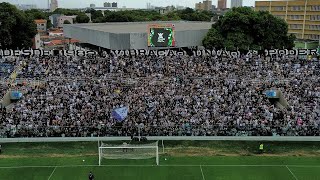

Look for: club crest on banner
[157,33,165,43]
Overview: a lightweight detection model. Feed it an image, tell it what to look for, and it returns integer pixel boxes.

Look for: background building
[255,0,320,43]
[195,0,212,11]
[203,0,213,11]
[87,7,134,15]
[34,19,47,33]
[104,2,111,7]
[50,0,58,12]
[32,33,41,49]
[176,5,185,10]
[90,4,96,8]
[49,14,61,28]
[195,2,204,10]
[103,2,118,8]
[49,14,77,28]
[15,4,37,10]
[218,0,227,9]
[157,8,168,15]
[231,0,243,8]
[112,2,118,8]
[57,15,77,28]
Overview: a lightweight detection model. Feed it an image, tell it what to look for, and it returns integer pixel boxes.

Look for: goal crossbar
[99,146,158,149]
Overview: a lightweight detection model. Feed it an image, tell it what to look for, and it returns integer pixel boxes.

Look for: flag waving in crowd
[112,106,129,122]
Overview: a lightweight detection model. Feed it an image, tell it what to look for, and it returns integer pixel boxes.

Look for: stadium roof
[67,21,213,34]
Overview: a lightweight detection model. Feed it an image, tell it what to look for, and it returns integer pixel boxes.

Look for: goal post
[98,141,159,166]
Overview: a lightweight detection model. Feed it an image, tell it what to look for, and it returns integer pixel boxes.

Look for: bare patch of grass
[164,147,320,157]
[165,147,245,157]
[0,153,97,159]
[0,155,29,159]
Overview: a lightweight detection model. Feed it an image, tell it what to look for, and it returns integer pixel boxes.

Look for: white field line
[47,166,57,180]
[0,164,319,169]
[286,166,299,180]
[200,165,206,180]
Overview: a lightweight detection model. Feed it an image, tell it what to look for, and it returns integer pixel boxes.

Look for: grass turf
[0,141,320,180]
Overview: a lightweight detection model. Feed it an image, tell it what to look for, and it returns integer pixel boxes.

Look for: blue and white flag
[145,97,157,114]
[112,107,128,122]
[10,91,23,100]
[266,90,277,98]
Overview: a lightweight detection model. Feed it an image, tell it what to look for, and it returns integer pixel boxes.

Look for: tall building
[195,2,204,10]
[231,0,243,8]
[195,0,212,11]
[112,2,118,8]
[147,3,151,9]
[203,0,213,11]
[90,4,96,8]
[255,0,320,41]
[218,0,227,9]
[50,0,58,12]
[104,2,111,7]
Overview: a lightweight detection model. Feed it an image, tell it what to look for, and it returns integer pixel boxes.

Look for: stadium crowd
[0,53,319,137]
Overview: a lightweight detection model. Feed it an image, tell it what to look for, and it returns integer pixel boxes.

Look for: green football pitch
[0,141,320,180]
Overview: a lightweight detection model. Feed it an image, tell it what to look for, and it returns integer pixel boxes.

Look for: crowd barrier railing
[1,124,319,142]
[1,136,320,143]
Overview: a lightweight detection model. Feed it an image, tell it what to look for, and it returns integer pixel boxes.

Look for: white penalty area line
[0,164,319,169]
[200,165,206,180]
[286,166,299,180]
[47,166,57,180]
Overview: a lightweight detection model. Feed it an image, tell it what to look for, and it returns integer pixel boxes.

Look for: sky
[0,0,261,9]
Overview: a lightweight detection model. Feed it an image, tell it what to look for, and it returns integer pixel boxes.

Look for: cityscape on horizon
[1,0,260,9]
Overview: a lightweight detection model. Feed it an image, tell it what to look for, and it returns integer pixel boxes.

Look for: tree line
[203,7,296,51]
[80,7,215,23]
[22,7,216,24]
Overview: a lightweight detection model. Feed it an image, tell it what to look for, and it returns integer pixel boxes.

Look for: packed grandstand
[0,53,319,138]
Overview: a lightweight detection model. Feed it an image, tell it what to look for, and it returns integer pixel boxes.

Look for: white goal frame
[98,141,159,166]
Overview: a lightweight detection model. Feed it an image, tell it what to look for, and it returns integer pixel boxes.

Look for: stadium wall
[63,25,210,50]
[174,29,209,48]
[129,33,148,49]
[110,33,131,49]
[64,26,111,48]
[1,136,320,143]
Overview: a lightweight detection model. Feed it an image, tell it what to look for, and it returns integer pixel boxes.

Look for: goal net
[98,141,159,166]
